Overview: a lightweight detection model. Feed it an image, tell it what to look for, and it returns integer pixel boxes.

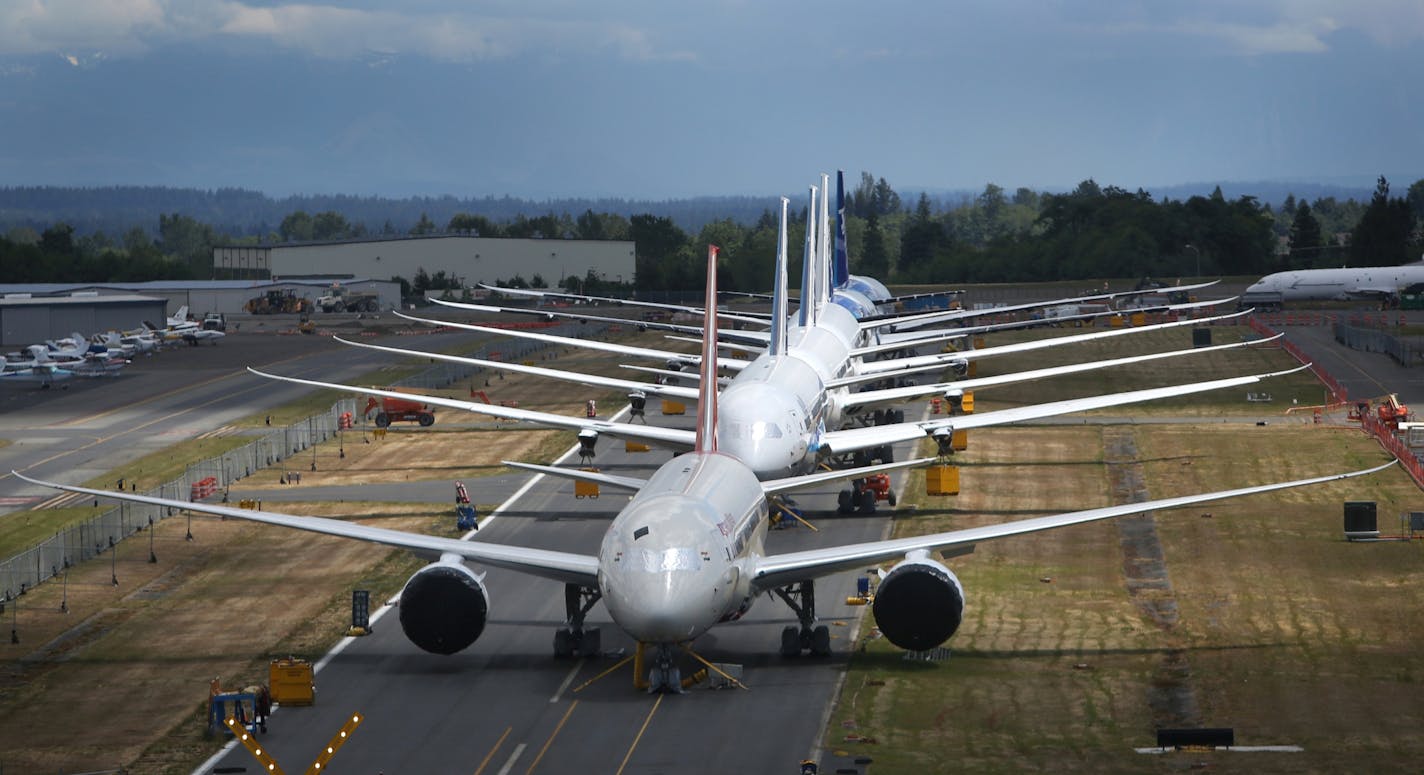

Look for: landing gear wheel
[553,628,575,658]
[857,489,877,513]
[809,625,832,657]
[780,625,802,657]
[837,489,854,514]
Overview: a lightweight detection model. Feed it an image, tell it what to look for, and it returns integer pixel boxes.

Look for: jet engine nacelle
[398,560,490,655]
[872,556,965,651]
[948,358,969,377]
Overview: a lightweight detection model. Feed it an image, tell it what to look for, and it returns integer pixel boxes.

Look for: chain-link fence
[0,397,358,602]
[1334,322,1424,367]
[0,321,617,603]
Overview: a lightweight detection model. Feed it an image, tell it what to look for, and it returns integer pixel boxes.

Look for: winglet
[769,197,790,358]
[695,245,721,453]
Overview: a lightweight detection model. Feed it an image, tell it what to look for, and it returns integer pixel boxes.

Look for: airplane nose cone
[609,580,706,642]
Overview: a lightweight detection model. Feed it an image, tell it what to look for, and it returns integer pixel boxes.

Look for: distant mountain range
[0,179,1409,238]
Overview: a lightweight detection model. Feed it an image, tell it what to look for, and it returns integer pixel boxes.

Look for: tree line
[3,175,1420,293]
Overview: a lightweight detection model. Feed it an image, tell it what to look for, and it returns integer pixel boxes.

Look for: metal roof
[0,293,167,307]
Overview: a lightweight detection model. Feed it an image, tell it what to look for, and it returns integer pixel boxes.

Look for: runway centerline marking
[494,742,526,775]
[524,699,578,774]
[615,694,664,775]
[550,659,584,703]
[472,726,512,775]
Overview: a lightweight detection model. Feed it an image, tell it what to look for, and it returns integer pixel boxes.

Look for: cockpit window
[725,420,782,440]
[640,547,702,572]
[633,526,649,540]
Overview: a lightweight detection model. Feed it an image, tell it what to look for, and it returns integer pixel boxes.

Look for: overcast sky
[1,1,1421,199]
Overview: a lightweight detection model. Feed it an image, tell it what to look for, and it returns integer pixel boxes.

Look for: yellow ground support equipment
[951,429,969,451]
[269,657,315,706]
[661,399,686,415]
[625,440,650,453]
[960,392,975,414]
[926,464,960,496]
[574,467,600,499]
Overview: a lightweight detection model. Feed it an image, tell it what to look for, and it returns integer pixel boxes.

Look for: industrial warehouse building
[0,293,168,347]
[212,235,636,290]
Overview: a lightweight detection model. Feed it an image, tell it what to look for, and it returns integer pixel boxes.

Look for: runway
[0,321,572,516]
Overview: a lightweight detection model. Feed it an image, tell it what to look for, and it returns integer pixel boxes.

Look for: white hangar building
[213,235,637,289]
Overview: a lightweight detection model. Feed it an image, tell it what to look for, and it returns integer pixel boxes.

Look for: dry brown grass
[830,421,1422,774]
[0,325,687,775]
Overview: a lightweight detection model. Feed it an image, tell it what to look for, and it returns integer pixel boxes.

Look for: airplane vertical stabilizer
[834,170,850,289]
[819,172,832,310]
[798,186,819,329]
[695,245,721,453]
[769,198,790,358]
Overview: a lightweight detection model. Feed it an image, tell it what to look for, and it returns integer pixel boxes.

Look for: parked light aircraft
[16,246,1393,693]
[143,317,225,346]
[0,358,73,388]
[1245,262,1424,302]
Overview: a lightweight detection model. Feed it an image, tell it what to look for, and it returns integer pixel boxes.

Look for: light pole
[1184,244,1201,278]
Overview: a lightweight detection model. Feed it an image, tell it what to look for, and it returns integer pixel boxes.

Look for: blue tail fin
[834,170,850,289]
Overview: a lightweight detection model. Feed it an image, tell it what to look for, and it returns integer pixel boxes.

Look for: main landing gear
[773,580,831,657]
[553,583,602,658]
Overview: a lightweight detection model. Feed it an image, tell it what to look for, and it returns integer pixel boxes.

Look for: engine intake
[872,558,965,651]
[398,562,490,655]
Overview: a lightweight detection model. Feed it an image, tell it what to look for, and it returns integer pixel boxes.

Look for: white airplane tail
[168,305,190,326]
[768,197,790,358]
[798,185,819,329]
[694,245,721,453]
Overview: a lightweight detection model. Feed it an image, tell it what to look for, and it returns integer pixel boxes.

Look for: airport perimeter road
[0,326,522,516]
[202,417,918,775]
[1281,321,1424,408]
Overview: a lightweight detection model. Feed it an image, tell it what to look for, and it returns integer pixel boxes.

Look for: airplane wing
[248,368,697,452]
[11,472,600,586]
[505,456,940,496]
[856,296,1236,355]
[839,335,1281,414]
[749,461,1395,590]
[502,461,650,491]
[758,457,939,495]
[475,284,770,326]
[854,309,1249,376]
[818,365,1308,456]
[429,298,772,345]
[332,336,700,402]
[394,311,752,371]
[430,298,709,336]
[860,280,1223,332]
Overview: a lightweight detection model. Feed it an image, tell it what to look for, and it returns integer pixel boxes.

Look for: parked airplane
[339,190,1259,482]
[16,246,1393,693]
[1245,262,1424,302]
[0,358,73,388]
[143,317,225,346]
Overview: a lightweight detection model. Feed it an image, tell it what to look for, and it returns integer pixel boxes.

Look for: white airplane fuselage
[714,303,865,478]
[598,450,765,643]
[1246,265,1424,301]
